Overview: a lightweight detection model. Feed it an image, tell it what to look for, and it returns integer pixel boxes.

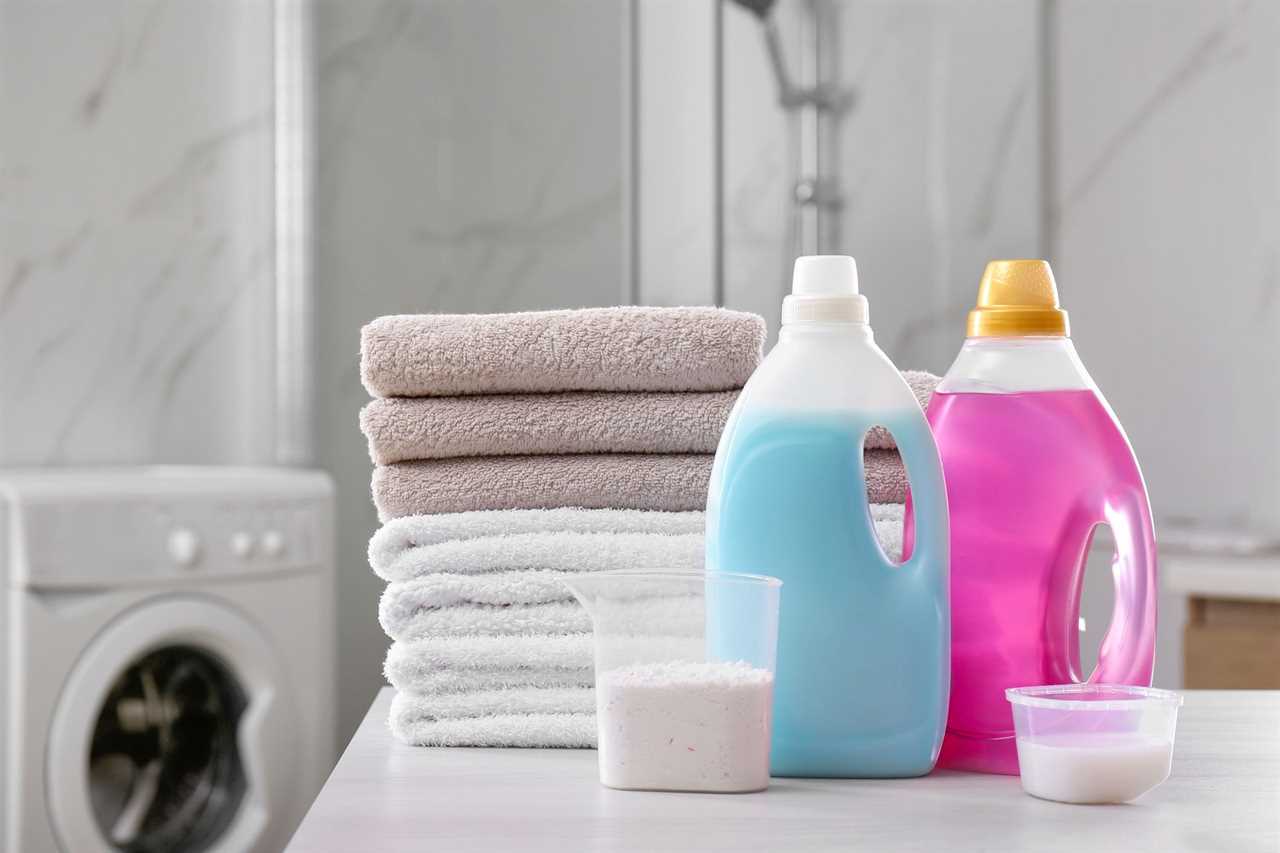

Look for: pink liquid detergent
[928,389,1158,774]
[914,260,1158,776]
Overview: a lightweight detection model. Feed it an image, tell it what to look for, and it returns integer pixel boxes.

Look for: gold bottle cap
[966,259,1070,337]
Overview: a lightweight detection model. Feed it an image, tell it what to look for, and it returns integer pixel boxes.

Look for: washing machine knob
[167,528,202,567]
[261,529,286,557]
[230,531,255,558]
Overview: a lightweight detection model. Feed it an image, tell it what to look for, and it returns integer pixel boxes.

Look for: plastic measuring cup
[563,570,781,793]
[1006,684,1183,803]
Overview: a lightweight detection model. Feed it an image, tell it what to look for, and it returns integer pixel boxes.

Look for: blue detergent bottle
[705,255,950,778]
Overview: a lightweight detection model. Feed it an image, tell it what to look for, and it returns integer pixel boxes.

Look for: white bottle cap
[782,255,869,324]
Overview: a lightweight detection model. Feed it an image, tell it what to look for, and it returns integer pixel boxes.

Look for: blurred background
[1,0,1277,850]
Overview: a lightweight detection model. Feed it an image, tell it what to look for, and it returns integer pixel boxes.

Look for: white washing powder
[1016,733,1174,804]
[596,659,774,793]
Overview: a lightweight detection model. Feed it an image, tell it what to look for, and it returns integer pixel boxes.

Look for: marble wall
[313,0,628,738]
[0,0,278,465]
[1052,0,1280,530]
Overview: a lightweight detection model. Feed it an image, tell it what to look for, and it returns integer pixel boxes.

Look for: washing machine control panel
[2,469,334,588]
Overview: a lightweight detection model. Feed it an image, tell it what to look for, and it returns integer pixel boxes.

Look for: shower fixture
[730,0,852,113]
[728,0,853,260]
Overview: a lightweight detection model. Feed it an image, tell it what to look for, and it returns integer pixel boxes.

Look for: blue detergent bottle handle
[882,411,949,578]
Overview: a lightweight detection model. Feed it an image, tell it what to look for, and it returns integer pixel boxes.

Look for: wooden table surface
[286,688,1280,852]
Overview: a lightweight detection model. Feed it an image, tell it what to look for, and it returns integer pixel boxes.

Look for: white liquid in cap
[1016,733,1173,804]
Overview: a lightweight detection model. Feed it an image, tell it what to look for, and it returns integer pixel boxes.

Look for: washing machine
[0,467,335,853]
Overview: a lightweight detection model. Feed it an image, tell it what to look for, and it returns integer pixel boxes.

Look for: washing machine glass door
[48,598,299,853]
[88,645,247,852]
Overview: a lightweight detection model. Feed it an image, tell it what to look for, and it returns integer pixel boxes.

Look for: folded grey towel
[372,454,715,520]
[862,448,909,504]
[360,390,737,465]
[865,370,940,450]
[360,307,766,397]
[373,450,907,520]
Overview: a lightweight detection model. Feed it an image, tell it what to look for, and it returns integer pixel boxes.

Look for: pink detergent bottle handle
[1089,486,1158,686]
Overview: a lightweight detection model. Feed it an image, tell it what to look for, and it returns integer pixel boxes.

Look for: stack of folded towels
[361,307,764,747]
[360,306,939,748]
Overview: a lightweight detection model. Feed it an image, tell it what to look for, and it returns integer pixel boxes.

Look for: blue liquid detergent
[706,409,949,778]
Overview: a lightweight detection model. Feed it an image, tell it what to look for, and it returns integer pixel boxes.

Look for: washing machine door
[47,598,301,853]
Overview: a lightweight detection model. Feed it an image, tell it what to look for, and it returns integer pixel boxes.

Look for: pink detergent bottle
[921,260,1158,775]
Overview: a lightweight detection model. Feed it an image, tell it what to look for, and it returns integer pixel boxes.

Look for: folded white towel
[370,508,704,578]
[382,601,590,642]
[389,708,597,748]
[370,507,902,581]
[871,503,905,522]
[389,686,598,746]
[380,582,707,643]
[871,503,904,560]
[374,507,706,549]
[384,635,594,694]
[380,505,907,748]
[383,570,581,610]
[385,632,704,692]
[371,529,704,583]
[394,685,596,719]
[389,668,594,695]
[389,686,599,742]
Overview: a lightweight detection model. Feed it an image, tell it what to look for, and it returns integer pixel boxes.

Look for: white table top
[287,688,1280,852]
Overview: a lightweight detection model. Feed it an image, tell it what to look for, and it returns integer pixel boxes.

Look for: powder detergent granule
[596,659,774,793]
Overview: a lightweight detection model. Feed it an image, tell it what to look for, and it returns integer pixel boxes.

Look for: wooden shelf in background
[1184,596,1280,689]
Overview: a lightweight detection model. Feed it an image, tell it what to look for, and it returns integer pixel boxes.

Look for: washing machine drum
[88,646,247,852]
[49,599,299,853]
